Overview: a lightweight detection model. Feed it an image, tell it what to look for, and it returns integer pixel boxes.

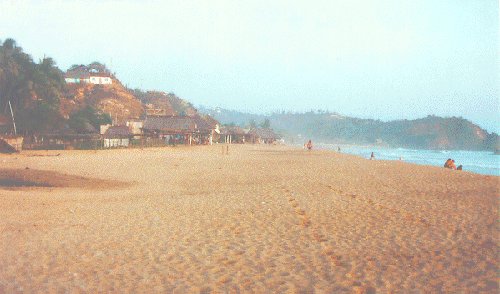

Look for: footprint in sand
[312,231,327,243]
[301,217,311,228]
[295,209,306,216]
[283,187,349,269]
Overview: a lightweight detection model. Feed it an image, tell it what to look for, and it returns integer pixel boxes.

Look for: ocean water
[317,144,499,176]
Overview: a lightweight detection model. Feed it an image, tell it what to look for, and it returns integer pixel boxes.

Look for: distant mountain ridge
[199,106,499,151]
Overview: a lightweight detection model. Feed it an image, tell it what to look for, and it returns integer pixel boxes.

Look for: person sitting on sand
[306,140,313,150]
[444,159,452,168]
[444,159,457,170]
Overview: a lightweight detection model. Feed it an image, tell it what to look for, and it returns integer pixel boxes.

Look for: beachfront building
[199,115,220,145]
[142,115,216,145]
[247,128,280,144]
[103,126,132,148]
[126,120,144,139]
[23,128,100,150]
[220,126,246,144]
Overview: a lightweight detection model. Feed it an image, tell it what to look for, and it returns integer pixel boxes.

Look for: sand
[0,145,497,293]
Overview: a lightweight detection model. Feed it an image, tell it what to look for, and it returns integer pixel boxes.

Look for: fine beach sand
[0,144,498,293]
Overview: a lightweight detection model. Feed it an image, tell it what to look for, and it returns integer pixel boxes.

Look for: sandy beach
[0,144,497,293]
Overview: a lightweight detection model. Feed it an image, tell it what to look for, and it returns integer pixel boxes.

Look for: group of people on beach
[303,143,464,172]
[444,158,462,170]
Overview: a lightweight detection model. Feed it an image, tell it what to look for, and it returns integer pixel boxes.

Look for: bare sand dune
[0,145,497,293]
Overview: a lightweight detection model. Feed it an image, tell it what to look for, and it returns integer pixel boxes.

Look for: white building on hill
[64,65,113,85]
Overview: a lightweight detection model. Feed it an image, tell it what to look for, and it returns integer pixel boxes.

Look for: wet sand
[0,145,498,292]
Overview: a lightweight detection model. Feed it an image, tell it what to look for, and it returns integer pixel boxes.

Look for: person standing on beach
[370,152,375,160]
[306,140,313,150]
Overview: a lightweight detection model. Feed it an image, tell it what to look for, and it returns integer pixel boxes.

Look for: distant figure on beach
[370,152,375,160]
[444,158,452,168]
[337,146,341,152]
[306,140,313,150]
[444,158,459,170]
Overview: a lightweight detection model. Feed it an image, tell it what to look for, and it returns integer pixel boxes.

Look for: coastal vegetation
[0,39,195,133]
[0,38,65,133]
[0,39,116,133]
[1,38,497,151]
[200,107,499,151]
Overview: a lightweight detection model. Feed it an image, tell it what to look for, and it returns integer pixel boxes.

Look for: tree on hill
[68,64,83,71]
[68,106,111,133]
[88,61,109,73]
[260,118,271,129]
[0,38,65,133]
[204,107,496,151]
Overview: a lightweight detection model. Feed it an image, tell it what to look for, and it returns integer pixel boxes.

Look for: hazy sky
[1,0,498,132]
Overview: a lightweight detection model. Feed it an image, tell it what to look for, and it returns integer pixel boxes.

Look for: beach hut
[192,115,220,145]
[142,115,216,145]
[220,126,246,144]
[25,129,100,150]
[103,126,132,148]
[247,128,280,144]
[197,115,220,144]
[126,120,144,139]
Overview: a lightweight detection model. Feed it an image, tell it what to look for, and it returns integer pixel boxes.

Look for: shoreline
[313,142,499,176]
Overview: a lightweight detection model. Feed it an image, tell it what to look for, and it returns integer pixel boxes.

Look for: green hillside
[200,107,499,151]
